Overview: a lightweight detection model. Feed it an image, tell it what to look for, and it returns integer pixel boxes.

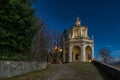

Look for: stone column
[81,45,85,62]
[85,30,87,38]
[69,46,72,62]
[92,45,94,60]
[72,30,74,38]
[80,29,82,37]
[86,29,88,38]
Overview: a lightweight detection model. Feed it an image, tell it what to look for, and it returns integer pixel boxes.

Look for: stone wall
[0,61,47,78]
[93,60,120,80]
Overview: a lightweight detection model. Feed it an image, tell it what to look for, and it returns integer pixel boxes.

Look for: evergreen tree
[0,0,39,55]
[63,29,68,41]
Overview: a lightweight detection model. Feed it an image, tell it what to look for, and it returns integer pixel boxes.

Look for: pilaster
[92,45,94,60]
[69,46,72,62]
[81,44,85,62]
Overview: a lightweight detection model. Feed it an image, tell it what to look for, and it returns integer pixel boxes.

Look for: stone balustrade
[93,60,120,80]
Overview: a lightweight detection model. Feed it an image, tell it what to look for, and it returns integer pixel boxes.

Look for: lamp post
[52,45,63,64]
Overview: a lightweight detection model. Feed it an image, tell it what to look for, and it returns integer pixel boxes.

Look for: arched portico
[72,46,81,62]
[85,46,92,62]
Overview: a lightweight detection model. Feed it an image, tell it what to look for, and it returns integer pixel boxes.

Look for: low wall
[93,60,120,80]
[0,61,47,78]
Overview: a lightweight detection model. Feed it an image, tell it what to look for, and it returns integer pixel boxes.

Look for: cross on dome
[77,17,80,20]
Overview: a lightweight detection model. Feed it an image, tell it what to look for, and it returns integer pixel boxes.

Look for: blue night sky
[33,0,120,58]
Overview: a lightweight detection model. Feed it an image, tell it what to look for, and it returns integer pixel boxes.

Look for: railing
[92,60,120,80]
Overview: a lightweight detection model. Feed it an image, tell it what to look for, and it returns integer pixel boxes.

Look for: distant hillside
[108,61,120,66]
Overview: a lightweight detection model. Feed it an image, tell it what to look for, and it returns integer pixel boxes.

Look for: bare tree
[31,21,52,62]
[31,22,63,63]
[50,29,62,48]
[48,29,63,63]
[97,48,113,63]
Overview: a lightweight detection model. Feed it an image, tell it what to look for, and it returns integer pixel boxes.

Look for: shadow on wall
[92,60,117,80]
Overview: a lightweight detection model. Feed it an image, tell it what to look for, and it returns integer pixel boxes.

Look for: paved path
[38,63,82,80]
[6,63,112,80]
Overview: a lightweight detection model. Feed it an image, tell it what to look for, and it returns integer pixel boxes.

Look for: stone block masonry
[0,61,47,78]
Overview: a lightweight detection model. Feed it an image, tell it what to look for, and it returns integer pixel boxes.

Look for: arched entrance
[85,46,92,62]
[72,46,81,62]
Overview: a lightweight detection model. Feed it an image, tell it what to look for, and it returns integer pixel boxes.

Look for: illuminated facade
[63,17,94,62]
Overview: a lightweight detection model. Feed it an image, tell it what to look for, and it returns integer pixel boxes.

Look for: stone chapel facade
[63,17,94,62]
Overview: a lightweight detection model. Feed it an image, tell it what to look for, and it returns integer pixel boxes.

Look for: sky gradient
[33,0,120,58]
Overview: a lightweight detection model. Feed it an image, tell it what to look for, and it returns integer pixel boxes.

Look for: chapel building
[63,17,94,62]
